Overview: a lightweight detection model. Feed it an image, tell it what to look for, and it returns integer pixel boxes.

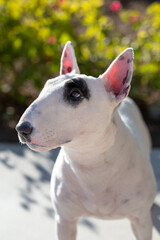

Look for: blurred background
[0,2,160,239]
[0,0,160,145]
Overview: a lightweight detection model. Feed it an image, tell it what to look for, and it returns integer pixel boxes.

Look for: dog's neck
[62,110,131,195]
[62,109,129,167]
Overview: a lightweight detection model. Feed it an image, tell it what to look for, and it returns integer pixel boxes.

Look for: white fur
[17,42,156,240]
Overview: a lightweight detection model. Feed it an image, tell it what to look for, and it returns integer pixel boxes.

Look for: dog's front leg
[55,215,77,240]
[130,212,152,240]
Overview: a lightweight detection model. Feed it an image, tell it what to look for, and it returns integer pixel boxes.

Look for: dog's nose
[16,121,33,142]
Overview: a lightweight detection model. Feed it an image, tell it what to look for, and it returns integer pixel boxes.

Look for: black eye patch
[63,77,90,107]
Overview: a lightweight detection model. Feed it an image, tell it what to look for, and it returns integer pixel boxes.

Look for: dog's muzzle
[16,121,33,143]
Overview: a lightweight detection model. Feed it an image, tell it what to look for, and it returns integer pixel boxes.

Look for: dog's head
[16,41,133,152]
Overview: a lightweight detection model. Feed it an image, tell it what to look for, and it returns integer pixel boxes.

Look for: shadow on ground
[0,144,160,234]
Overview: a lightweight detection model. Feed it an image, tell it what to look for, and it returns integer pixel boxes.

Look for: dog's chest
[69,169,124,218]
[52,142,154,220]
[71,156,148,219]
[81,181,134,219]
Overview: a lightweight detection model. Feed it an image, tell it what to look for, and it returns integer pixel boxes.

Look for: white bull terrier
[16,41,156,240]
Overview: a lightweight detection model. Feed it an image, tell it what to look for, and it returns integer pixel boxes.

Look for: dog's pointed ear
[60,41,80,75]
[100,48,134,101]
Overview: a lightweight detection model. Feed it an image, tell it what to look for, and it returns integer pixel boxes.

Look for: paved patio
[0,143,159,240]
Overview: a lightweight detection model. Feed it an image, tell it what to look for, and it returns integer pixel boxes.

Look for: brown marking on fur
[118,55,125,61]
[122,70,129,85]
[67,66,72,73]
[127,58,133,63]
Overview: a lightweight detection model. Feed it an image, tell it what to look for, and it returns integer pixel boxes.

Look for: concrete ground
[0,143,159,240]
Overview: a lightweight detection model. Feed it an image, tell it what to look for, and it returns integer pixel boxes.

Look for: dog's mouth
[27,140,72,152]
[26,142,53,152]
[18,134,72,152]
[17,134,52,152]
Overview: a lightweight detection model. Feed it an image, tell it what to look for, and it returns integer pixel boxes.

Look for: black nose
[16,121,33,142]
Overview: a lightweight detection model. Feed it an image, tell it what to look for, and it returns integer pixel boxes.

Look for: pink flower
[50,3,59,10]
[129,15,140,24]
[110,1,122,12]
[47,36,56,44]
[59,0,65,3]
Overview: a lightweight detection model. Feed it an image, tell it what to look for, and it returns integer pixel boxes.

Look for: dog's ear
[100,48,134,102]
[60,41,80,75]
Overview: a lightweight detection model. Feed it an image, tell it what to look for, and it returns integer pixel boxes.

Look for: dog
[16,41,157,240]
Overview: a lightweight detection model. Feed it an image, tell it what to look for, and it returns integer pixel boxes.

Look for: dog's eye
[69,89,82,100]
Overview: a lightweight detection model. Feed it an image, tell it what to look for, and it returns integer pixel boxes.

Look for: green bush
[0,0,159,123]
[120,2,160,100]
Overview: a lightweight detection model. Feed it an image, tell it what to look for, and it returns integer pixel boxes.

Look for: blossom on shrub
[50,3,59,10]
[47,36,57,44]
[110,1,122,12]
[129,15,140,24]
